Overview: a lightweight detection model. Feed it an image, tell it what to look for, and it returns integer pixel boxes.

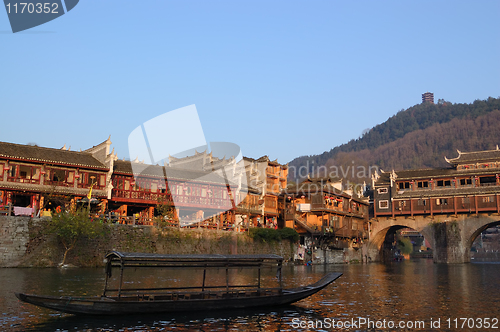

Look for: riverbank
[0,216,368,267]
[12,219,297,267]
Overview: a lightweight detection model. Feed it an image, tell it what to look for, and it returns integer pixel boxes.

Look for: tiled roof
[375,167,499,184]
[113,160,233,185]
[284,182,351,199]
[243,155,287,168]
[0,181,107,196]
[0,141,107,169]
[445,148,500,165]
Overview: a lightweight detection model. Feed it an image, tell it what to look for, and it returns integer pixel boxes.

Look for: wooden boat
[15,251,341,315]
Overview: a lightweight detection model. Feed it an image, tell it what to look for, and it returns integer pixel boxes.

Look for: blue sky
[1,1,499,164]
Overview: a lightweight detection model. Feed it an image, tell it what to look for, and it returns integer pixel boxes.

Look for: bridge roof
[445,148,500,166]
[376,167,499,184]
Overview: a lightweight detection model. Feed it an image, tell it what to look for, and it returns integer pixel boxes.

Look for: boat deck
[106,287,283,302]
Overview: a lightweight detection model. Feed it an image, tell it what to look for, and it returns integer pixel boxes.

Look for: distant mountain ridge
[288,97,500,183]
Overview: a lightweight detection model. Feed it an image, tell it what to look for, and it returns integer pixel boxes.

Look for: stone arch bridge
[367,213,500,263]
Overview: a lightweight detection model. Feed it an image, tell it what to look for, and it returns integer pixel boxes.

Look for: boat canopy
[105,251,283,276]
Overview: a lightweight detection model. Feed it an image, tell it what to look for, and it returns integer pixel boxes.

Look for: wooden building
[0,138,114,216]
[372,147,500,218]
[282,177,369,248]
[109,159,238,227]
[242,156,288,228]
[0,138,292,232]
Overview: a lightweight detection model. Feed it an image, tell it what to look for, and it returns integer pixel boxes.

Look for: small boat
[16,251,341,315]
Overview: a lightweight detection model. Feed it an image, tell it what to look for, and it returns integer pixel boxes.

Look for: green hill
[288,97,500,184]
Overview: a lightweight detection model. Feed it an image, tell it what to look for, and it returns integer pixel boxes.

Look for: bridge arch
[464,219,500,254]
[368,218,434,262]
[368,214,500,263]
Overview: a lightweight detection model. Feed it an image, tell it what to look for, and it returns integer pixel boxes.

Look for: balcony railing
[377,195,500,217]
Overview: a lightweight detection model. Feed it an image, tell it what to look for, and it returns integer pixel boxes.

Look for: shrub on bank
[249,227,299,243]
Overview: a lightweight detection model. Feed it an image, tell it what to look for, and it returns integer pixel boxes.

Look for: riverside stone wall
[0,216,366,267]
[0,216,30,267]
[0,216,299,267]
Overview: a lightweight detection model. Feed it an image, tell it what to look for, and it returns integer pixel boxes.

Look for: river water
[1,259,499,331]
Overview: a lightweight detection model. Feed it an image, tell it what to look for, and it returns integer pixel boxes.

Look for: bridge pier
[430,220,469,263]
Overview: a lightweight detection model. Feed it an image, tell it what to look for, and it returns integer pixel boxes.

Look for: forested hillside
[288,97,500,183]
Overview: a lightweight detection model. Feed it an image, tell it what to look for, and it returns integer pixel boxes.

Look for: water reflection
[2,261,500,332]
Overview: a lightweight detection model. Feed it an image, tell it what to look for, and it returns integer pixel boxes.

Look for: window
[436,198,448,206]
[79,172,104,188]
[436,180,451,188]
[6,164,41,183]
[482,196,494,203]
[50,169,66,183]
[379,200,389,209]
[330,215,341,228]
[377,188,388,194]
[479,176,496,186]
[397,182,411,190]
[417,181,429,189]
[460,178,472,187]
[461,197,470,204]
[418,199,427,206]
[9,165,16,178]
[66,171,74,183]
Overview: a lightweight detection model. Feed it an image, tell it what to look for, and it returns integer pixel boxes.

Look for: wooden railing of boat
[102,251,285,299]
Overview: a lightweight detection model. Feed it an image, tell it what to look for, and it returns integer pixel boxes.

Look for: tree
[155,196,177,228]
[396,235,413,255]
[47,208,104,266]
